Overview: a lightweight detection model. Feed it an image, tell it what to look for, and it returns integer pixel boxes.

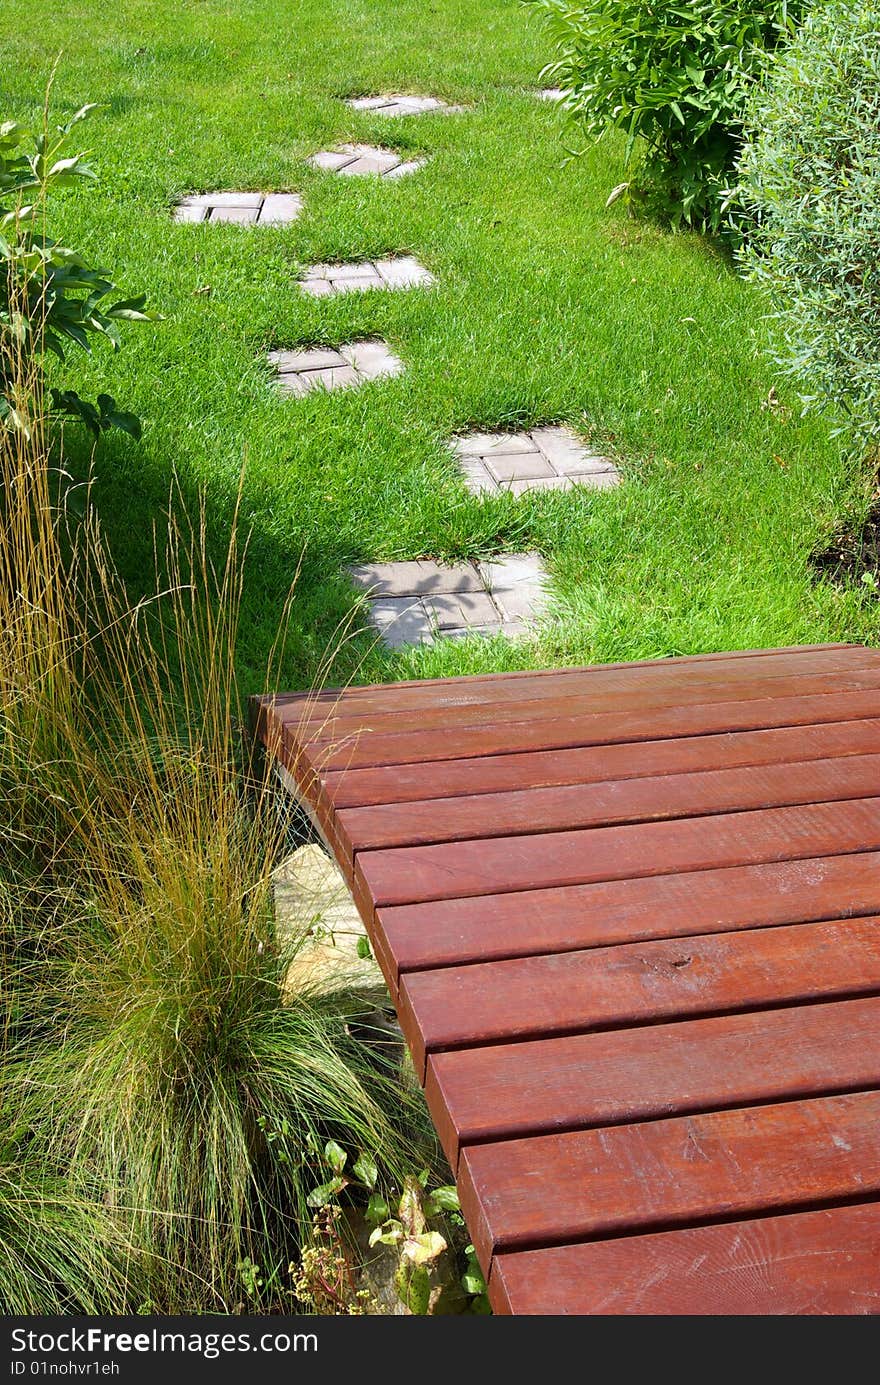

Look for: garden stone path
[308,144,427,178]
[349,553,549,648]
[452,426,619,496]
[269,341,403,396]
[299,256,435,297]
[346,94,464,117]
[537,88,565,102]
[173,191,302,224]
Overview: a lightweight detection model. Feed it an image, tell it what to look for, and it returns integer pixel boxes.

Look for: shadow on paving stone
[274,843,383,996]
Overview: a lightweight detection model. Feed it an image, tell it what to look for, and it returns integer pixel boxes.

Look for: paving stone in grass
[537,88,565,102]
[308,144,427,178]
[299,256,435,297]
[346,94,465,117]
[173,191,303,225]
[451,425,620,496]
[269,341,403,396]
[348,553,549,648]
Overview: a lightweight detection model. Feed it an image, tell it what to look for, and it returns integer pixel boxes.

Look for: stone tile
[529,424,616,475]
[367,597,434,648]
[348,554,549,648]
[386,159,427,179]
[269,347,346,372]
[451,425,621,496]
[201,191,263,208]
[346,94,463,117]
[455,431,539,456]
[349,560,484,596]
[173,190,301,225]
[422,590,502,630]
[209,205,259,224]
[485,451,556,484]
[309,143,427,180]
[270,340,403,397]
[538,88,565,102]
[296,365,361,393]
[375,255,435,288]
[339,340,404,381]
[299,256,434,297]
[174,200,207,223]
[479,552,550,623]
[258,192,304,224]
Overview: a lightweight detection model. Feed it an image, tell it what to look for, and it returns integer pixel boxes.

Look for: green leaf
[364,1193,390,1226]
[402,1231,446,1266]
[323,1139,347,1174]
[356,935,372,961]
[306,1175,345,1208]
[352,1152,378,1189]
[424,1185,460,1215]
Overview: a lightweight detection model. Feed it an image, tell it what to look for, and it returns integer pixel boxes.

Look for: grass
[1,0,876,698]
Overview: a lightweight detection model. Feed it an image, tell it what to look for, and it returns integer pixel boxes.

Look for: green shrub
[1,103,159,439]
[737,0,880,450]
[526,0,804,231]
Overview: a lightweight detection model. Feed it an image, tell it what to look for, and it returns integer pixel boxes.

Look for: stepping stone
[451,425,620,497]
[269,341,403,397]
[308,144,427,178]
[537,88,565,102]
[349,554,549,648]
[346,94,464,118]
[299,255,435,297]
[173,191,303,225]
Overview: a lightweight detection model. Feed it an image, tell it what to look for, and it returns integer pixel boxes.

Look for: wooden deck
[253,642,880,1315]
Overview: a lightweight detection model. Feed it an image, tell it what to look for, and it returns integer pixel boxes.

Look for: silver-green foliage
[526,0,803,231]
[737,0,880,447]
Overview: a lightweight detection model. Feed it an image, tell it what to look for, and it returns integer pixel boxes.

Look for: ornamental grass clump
[1,278,431,1315]
[737,0,880,454]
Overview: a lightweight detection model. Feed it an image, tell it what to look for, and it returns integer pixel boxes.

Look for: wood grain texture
[425,995,880,1166]
[490,1201,880,1315]
[335,753,880,856]
[321,717,880,809]
[378,851,880,980]
[300,681,880,772]
[459,1090,880,1267]
[357,797,880,907]
[398,915,880,1077]
[260,643,870,724]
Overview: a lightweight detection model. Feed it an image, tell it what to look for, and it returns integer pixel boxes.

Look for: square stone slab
[270,340,403,396]
[349,553,549,648]
[299,256,435,297]
[450,425,620,496]
[346,94,465,117]
[173,191,303,225]
[308,144,427,178]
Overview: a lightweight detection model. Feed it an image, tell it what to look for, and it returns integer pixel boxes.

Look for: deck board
[253,643,880,1314]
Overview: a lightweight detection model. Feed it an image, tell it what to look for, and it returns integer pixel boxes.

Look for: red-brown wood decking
[252,642,880,1315]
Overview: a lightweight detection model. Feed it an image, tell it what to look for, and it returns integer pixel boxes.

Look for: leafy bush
[527,0,804,230]
[1,103,158,439]
[737,0,880,450]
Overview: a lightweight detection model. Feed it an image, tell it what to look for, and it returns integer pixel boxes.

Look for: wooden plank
[298,668,880,762]
[424,994,880,1166]
[262,643,869,723]
[398,915,880,1078]
[335,753,880,857]
[321,717,880,809]
[299,689,880,771]
[377,851,880,980]
[489,1201,880,1315]
[357,797,880,908]
[458,1090,880,1268]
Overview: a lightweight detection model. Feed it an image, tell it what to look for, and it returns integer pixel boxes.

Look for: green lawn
[2,0,876,692]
